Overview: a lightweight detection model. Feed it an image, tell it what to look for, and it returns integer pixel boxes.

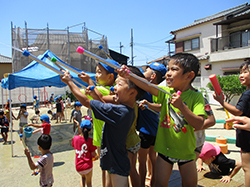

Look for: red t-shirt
[41,123,51,135]
[72,135,97,172]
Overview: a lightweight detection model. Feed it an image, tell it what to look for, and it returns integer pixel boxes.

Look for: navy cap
[21,104,26,108]
[99,59,120,78]
[40,114,50,123]
[149,62,167,76]
[80,120,92,130]
[74,101,82,107]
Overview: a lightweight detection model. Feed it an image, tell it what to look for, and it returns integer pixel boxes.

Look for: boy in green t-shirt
[117,53,206,186]
[79,59,119,187]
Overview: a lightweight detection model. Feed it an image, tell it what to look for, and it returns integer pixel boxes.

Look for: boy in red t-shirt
[28,114,51,135]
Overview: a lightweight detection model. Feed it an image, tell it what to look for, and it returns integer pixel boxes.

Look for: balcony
[211,30,250,52]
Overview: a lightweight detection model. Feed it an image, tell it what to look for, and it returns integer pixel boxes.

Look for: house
[169,3,250,105]
[0,54,12,79]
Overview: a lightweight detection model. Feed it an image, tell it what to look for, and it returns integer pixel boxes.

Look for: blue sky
[0,0,247,66]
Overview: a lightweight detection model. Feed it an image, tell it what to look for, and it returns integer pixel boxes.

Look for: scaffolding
[11,22,109,73]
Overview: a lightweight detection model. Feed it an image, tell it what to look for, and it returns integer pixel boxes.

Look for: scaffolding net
[11,23,109,73]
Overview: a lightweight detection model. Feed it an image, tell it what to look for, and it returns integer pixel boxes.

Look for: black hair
[47,110,52,114]
[240,61,250,72]
[0,110,4,116]
[81,126,91,141]
[6,104,9,108]
[153,69,165,84]
[127,66,146,100]
[20,105,26,110]
[35,110,40,115]
[37,134,52,150]
[170,53,200,83]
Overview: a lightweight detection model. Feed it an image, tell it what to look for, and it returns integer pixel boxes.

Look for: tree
[207,74,246,103]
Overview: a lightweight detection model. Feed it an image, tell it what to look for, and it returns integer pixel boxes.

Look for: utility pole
[120,42,124,54]
[130,28,133,66]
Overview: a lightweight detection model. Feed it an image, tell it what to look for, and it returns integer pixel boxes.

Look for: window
[230,30,250,48]
[184,38,199,51]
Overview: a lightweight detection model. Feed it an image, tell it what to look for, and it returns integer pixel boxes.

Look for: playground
[0,104,245,186]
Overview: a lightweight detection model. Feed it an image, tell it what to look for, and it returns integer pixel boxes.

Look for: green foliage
[66,90,77,102]
[207,74,246,103]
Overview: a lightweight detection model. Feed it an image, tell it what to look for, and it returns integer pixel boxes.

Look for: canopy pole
[1,86,3,109]
[9,89,14,157]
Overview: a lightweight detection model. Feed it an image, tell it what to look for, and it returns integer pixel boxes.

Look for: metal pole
[1,86,3,109]
[130,28,133,66]
[25,21,28,51]
[9,89,14,157]
[67,27,71,65]
[47,23,50,50]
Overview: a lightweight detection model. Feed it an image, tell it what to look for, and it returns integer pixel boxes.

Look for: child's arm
[61,70,91,109]
[171,93,204,130]
[139,99,161,112]
[12,112,17,120]
[213,92,243,116]
[201,114,216,130]
[85,86,106,103]
[32,128,42,134]
[220,161,242,183]
[28,123,42,128]
[21,112,28,118]
[24,148,38,170]
[117,65,160,96]
[226,116,250,131]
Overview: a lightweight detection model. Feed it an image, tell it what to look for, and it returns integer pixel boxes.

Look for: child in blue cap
[72,119,98,187]
[72,101,83,133]
[28,114,51,135]
[33,95,40,112]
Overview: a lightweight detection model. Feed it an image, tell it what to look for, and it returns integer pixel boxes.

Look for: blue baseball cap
[40,114,50,123]
[33,95,37,99]
[148,62,167,76]
[74,101,82,107]
[99,59,120,78]
[80,119,92,130]
[21,104,26,108]
[51,93,54,95]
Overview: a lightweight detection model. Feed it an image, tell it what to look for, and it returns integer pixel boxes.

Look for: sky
[0,0,248,66]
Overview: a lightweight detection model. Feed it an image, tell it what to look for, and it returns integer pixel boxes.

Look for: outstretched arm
[61,70,91,109]
[24,148,38,170]
[226,116,250,131]
[116,65,159,96]
[213,92,242,116]
[220,161,241,183]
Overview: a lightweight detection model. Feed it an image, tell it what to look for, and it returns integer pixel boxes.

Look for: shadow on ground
[22,123,74,156]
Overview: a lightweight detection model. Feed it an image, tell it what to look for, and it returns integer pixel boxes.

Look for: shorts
[139,131,156,149]
[127,142,141,154]
[195,144,203,153]
[158,153,193,166]
[1,127,9,133]
[19,122,27,128]
[78,168,92,175]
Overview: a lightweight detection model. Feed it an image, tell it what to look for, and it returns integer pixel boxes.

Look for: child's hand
[24,148,30,157]
[116,65,129,78]
[78,72,91,84]
[226,116,250,131]
[220,176,231,183]
[169,92,183,109]
[212,91,224,105]
[31,170,39,176]
[137,100,147,111]
[60,70,72,84]
[197,165,206,172]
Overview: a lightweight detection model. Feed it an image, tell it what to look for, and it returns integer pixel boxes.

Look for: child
[66,96,72,108]
[72,101,83,133]
[213,60,250,186]
[136,62,167,187]
[49,93,54,108]
[47,110,57,120]
[17,104,29,135]
[72,119,98,187]
[55,97,62,123]
[117,53,206,186]
[28,114,51,135]
[30,110,41,124]
[59,96,65,121]
[0,110,9,144]
[24,134,54,187]
[80,60,119,187]
[4,103,17,129]
[61,66,145,187]
[199,142,241,183]
[33,95,40,112]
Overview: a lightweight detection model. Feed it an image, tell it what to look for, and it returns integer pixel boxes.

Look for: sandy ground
[0,104,245,186]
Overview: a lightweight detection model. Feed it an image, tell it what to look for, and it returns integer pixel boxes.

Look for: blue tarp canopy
[1,50,95,90]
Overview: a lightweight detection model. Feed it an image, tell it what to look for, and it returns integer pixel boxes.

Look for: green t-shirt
[81,86,110,147]
[155,86,206,160]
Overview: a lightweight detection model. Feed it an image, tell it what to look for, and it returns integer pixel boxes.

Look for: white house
[169,3,250,105]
